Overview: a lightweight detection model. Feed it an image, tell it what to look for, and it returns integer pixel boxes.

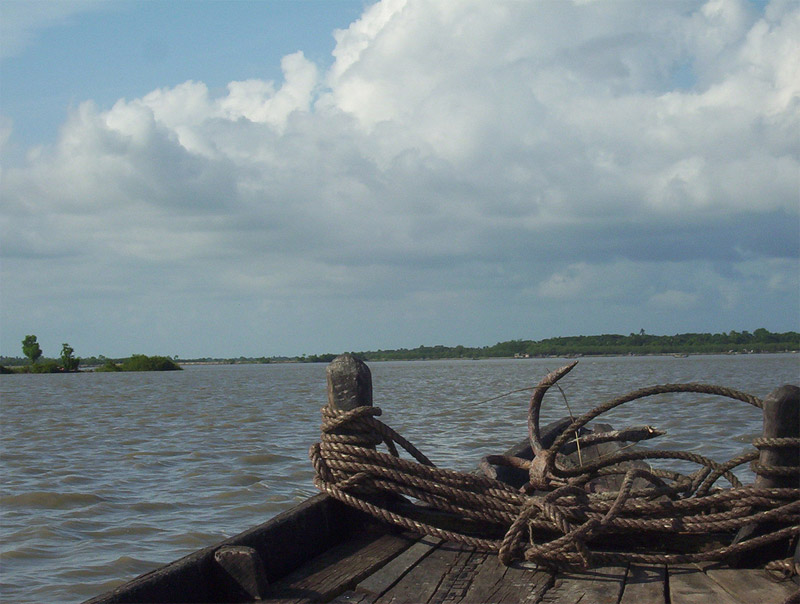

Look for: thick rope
[310,366,799,598]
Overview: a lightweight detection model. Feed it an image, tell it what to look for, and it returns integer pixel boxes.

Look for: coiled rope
[310,362,799,588]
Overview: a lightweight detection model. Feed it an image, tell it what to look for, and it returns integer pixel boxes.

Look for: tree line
[1,335,181,373]
[2,329,796,371]
[341,329,800,362]
[1,335,82,373]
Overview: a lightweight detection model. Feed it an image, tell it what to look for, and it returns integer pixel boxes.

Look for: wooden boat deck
[85,427,799,604]
[259,526,797,604]
[87,488,797,604]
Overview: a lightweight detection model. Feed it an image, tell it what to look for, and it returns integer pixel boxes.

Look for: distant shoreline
[4,350,797,373]
[2,329,797,370]
[173,349,798,366]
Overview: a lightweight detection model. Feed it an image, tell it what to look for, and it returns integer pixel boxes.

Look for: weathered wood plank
[701,565,799,604]
[454,555,554,604]
[374,541,469,604]
[426,545,479,604]
[538,565,627,604]
[336,561,800,604]
[329,590,376,604]
[359,541,554,604]
[355,536,441,597]
[261,531,416,603]
[619,564,665,604]
[668,565,741,604]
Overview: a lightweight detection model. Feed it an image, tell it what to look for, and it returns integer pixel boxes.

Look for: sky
[1,0,798,359]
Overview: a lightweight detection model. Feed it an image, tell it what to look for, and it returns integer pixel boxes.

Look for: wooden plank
[619,564,665,604]
[362,542,554,604]
[443,551,493,603]
[668,565,741,604]
[323,559,800,604]
[538,565,627,604]
[261,531,416,603]
[702,566,799,604]
[329,591,376,604]
[374,541,471,604]
[426,546,480,604]
[454,554,554,604]
[355,536,441,596]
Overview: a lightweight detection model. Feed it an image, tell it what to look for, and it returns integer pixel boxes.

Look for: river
[1,354,797,603]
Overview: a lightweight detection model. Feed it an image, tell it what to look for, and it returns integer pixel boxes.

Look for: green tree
[60,343,80,372]
[120,354,181,371]
[22,335,42,365]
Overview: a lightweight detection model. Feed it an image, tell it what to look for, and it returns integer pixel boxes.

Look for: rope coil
[310,364,799,590]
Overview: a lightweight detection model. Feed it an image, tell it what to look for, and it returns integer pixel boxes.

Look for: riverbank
[2,329,797,369]
[173,348,800,366]
[1,354,181,374]
[343,330,799,362]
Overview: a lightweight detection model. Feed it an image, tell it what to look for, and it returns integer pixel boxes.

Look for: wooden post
[752,384,799,490]
[325,353,376,454]
[730,384,799,567]
[324,354,391,510]
[213,546,269,600]
[326,353,373,411]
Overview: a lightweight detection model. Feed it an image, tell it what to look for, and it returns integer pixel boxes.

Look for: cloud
[1,0,798,356]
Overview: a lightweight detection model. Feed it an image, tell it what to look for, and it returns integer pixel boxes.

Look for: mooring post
[730,384,799,567]
[753,384,800,490]
[326,353,373,412]
[325,353,377,456]
[323,354,387,507]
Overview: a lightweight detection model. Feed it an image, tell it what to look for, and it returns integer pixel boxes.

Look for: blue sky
[1,0,798,359]
[1,1,367,148]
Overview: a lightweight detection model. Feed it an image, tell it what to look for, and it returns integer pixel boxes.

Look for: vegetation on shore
[1,336,181,373]
[2,336,83,374]
[1,329,796,372]
[341,329,800,362]
[171,328,800,364]
[94,355,182,372]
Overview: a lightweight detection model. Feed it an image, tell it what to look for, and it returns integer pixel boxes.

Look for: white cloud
[1,0,798,356]
[328,0,408,83]
[221,52,319,129]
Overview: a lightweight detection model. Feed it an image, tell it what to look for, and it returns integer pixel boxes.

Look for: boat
[85,355,799,604]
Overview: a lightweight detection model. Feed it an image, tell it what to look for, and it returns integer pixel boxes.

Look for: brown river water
[1,354,798,603]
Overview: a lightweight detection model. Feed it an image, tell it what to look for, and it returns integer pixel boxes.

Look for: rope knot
[321,405,385,449]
